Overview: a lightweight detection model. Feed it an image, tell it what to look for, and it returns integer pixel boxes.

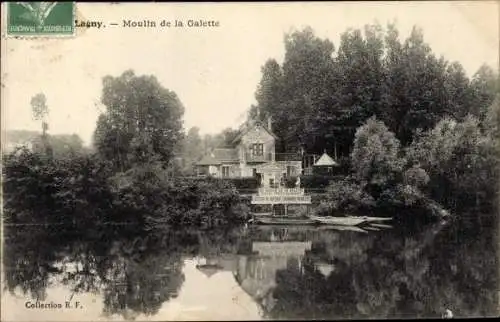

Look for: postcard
[1,1,499,321]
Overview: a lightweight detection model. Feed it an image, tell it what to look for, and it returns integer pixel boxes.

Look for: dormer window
[250,143,264,156]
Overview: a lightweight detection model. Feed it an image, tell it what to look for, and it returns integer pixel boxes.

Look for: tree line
[251,24,498,157]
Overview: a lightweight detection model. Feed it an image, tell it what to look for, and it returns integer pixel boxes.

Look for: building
[2,130,38,154]
[312,151,339,175]
[196,118,303,185]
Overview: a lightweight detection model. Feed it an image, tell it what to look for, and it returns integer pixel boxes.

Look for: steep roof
[231,121,278,145]
[213,148,239,161]
[197,154,221,166]
[315,262,335,277]
[196,148,239,166]
[196,264,223,278]
[313,152,338,167]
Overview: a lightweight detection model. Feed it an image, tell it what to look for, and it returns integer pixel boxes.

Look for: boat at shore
[316,225,369,233]
[310,215,393,226]
[369,223,393,229]
[250,214,394,227]
[350,216,393,223]
[309,215,367,226]
[251,212,274,218]
[252,216,317,225]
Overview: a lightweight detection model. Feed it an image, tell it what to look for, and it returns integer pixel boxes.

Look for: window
[251,143,264,156]
[286,165,294,177]
[222,166,230,178]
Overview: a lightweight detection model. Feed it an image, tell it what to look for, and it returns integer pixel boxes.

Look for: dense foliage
[406,115,498,214]
[322,114,498,221]
[243,24,498,220]
[2,148,115,227]
[2,148,246,230]
[109,164,246,228]
[93,70,185,172]
[250,24,498,157]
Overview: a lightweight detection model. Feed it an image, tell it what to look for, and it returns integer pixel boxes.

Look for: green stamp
[7,2,75,36]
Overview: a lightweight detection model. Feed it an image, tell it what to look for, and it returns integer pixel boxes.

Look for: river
[1,217,498,320]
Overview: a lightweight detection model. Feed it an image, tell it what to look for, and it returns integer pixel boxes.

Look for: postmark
[6,2,75,37]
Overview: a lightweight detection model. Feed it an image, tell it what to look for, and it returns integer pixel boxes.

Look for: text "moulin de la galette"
[122,19,220,28]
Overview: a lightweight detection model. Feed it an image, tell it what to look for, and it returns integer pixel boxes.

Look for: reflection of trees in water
[4,222,497,319]
[3,226,65,301]
[196,227,244,257]
[101,248,184,318]
[3,227,187,319]
[271,256,357,319]
[265,221,498,319]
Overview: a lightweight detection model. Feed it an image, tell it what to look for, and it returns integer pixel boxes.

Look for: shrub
[220,177,260,190]
[111,168,245,229]
[326,178,376,214]
[314,201,336,216]
[407,115,499,213]
[300,174,343,192]
[284,176,298,188]
[2,148,115,227]
[351,116,405,189]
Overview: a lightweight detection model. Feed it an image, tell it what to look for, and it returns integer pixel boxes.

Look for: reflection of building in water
[194,235,337,313]
[195,255,238,278]
[313,261,335,277]
[233,241,312,311]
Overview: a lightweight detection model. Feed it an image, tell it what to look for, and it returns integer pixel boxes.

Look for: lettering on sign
[251,195,312,204]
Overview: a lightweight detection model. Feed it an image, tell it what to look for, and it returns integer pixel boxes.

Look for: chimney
[267,116,272,132]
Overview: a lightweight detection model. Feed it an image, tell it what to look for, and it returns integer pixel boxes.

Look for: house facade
[196,120,303,186]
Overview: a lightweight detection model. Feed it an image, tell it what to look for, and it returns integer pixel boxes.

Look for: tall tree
[280,27,336,152]
[443,62,472,121]
[469,64,499,123]
[181,127,203,174]
[250,23,497,159]
[383,25,450,145]
[332,24,386,156]
[93,70,185,171]
[31,93,49,134]
[30,93,52,157]
[254,59,284,123]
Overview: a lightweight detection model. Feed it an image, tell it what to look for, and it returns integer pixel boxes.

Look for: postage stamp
[6,2,74,36]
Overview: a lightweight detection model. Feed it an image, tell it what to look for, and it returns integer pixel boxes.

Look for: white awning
[313,152,338,166]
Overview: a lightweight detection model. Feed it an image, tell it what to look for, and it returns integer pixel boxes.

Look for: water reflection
[2,220,498,320]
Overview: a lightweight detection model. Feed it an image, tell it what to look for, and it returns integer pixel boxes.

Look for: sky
[2,1,499,147]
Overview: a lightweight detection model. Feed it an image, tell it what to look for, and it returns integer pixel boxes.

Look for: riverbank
[1,147,490,232]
